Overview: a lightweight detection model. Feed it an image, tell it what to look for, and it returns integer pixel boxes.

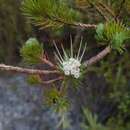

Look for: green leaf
[112,32,128,53]
[27,74,41,85]
[22,0,80,29]
[95,21,130,52]
[95,23,105,41]
[20,37,43,65]
[82,109,107,130]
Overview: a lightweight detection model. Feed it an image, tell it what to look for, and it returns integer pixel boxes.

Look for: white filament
[54,37,87,79]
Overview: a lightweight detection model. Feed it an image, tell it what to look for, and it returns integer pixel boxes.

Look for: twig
[41,58,57,69]
[83,46,111,67]
[74,22,97,28]
[56,19,97,28]
[48,15,97,29]
[41,76,64,84]
[99,2,115,18]
[115,0,126,20]
[0,64,60,75]
[0,45,111,77]
[87,1,109,21]
[94,5,109,21]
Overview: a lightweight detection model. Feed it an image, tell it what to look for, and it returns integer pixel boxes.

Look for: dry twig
[41,76,64,85]
[83,46,111,66]
[0,64,60,75]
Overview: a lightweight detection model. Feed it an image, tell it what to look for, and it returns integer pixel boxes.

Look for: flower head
[54,37,87,79]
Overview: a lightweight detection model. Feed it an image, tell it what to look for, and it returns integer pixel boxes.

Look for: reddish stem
[41,76,64,84]
[0,64,60,75]
[83,46,111,66]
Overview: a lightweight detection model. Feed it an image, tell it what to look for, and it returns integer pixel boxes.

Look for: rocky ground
[0,72,116,130]
[0,74,67,130]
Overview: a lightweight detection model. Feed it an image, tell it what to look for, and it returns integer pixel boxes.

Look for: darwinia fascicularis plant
[0,0,130,129]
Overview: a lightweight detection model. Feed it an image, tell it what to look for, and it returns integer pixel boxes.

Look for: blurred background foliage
[0,0,32,64]
[0,0,130,129]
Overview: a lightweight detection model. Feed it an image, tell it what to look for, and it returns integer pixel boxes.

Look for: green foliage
[2,0,129,128]
[108,64,130,116]
[95,23,105,42]
[44,87,70,113]
[82,108,130,130]
[95,21,130,52]
[20,38,43,64]
[44,87,62,106]
[0,0,130,129]
[107,117,130,130]
[22,0,80,29]
[118,93,130,114]
[44,87,70,128]
[88,51,130,122]
[82,109,107,130]
[27,74,41,85]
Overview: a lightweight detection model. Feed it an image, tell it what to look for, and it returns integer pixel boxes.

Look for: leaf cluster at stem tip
[20,37,43,65]
[95,21,130,53]
[21,0,81,29]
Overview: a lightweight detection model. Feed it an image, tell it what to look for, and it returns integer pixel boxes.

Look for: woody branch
[0,46,111,75]
[41,76,64,85]
[83,46,111,66]
[0,64,60,75]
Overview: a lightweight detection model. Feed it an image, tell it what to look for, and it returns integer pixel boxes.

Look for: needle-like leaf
[53,41,64,62]
[77,37,83,60]
[80,42,87,62]
[70,35,73,58]
[61,44,68,60]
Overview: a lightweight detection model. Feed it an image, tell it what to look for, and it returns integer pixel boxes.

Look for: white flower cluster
[54,37,87,79]
[62,58,81,79]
